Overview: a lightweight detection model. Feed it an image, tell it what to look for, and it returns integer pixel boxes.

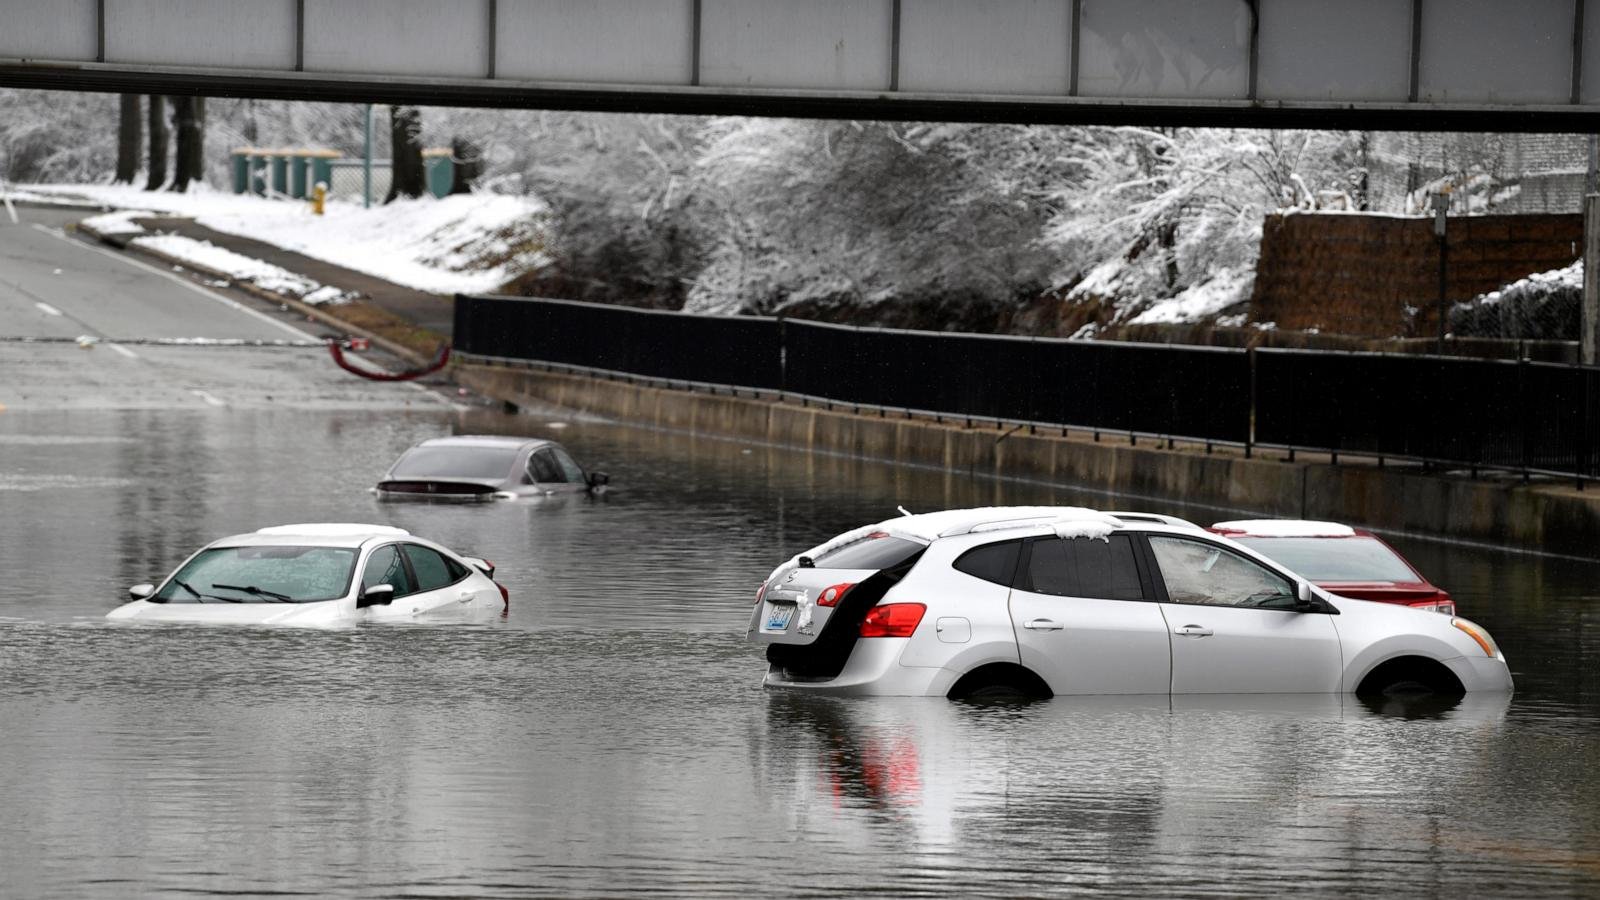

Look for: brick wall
[1250,212,1582,337]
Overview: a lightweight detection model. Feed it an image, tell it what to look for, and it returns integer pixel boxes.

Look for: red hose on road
[327,339,450,382]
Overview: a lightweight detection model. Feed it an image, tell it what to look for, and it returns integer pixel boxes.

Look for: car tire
[947,663,1052,702]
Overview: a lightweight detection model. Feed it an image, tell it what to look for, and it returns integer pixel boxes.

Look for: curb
[76,218,435,369]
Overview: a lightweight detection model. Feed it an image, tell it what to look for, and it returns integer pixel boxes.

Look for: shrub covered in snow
[1451,261,1581,340]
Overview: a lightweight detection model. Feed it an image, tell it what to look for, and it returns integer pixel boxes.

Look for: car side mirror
[128,583,154,600]
[1295,582,1338,614]
[586,471,609,488]
[357,584,396,609]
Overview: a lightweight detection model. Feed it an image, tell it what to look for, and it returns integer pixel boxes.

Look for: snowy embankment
[1451,260,1582,339]
[16,183,550,296]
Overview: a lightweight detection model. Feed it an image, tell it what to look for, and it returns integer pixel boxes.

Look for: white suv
[746,507,1512,699]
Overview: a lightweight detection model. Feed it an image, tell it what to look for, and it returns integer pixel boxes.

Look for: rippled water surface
[2,406,1597,897]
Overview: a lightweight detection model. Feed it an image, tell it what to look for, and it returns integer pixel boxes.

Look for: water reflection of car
[107,523,508,625]
[1209,520,1455,615]
[747,506,1511,700]
[376,435,608,501]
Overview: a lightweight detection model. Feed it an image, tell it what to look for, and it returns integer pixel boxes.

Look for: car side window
[952,539,1021,586]
[402,544,459,593]
[1147,536,1294,609]
[550,447,586,483]
[527,450,562,483]
[362,545,416,598]
[1021,535,1144,601]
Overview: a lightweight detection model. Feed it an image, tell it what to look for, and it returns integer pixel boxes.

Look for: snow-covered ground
[12,183,550,296]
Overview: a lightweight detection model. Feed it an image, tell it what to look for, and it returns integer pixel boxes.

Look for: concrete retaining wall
[1252,211,1582,338]
[457,362,1600,558]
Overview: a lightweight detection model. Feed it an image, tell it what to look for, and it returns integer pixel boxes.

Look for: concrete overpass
[1,0,1597,130]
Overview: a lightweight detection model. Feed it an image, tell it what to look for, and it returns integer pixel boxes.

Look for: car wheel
[947,663,1052,703]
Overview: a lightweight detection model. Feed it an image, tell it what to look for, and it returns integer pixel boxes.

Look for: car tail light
[495,582,509,610]
[860,603,926,638]
[817,582,855,608]
[755,582,768,605]
[1409,598,1456,615]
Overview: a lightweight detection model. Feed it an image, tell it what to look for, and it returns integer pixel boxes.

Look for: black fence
[455,294,1600,482]
[1255,349,1600,478]
[453,295,783,391]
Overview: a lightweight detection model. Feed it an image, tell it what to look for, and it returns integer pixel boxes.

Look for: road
[0,206,457,412]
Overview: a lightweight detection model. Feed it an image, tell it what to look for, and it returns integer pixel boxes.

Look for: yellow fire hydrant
[311,182,327,216]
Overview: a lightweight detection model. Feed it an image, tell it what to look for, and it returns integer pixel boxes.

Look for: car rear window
[1231,536,1419,582]
[812,533,924,570]
[953,540,1022,586]
[391,446,520,480]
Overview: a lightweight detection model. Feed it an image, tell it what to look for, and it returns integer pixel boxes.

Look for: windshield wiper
[212,583,294,602]
[173,579,237,602]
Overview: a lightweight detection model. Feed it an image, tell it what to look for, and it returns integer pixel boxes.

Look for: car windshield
[154,546,358,604]
[813,533,924,570]
[389,445,521,480]
[1231,536,1419,583]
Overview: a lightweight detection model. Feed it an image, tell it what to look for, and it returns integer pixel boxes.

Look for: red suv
[1209,520,1455,615]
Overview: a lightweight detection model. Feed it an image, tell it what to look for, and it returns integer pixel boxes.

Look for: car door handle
[1174,625,1213,637]
[1023,618,1064,632]
[457,590,475,603]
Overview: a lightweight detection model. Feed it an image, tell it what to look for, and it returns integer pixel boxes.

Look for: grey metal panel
[495,0,694,84]
[699,0,894,90]
[1418,0,1574,104]
[1586,0,1600,102]
[106,0,297,69]
[304,0,490,78]
[0,0,98,61]
[1255,0,1411,102]
[1076,0,1249,100]
[898,0,1071,95]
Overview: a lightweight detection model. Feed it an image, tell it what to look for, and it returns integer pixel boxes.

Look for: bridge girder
[3,0,1598,132]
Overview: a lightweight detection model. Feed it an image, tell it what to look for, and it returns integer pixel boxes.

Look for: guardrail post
[1581,363,1590,491]
[1519,356,1530,484]
[1245,346,1256,460]
[777,316,788,394]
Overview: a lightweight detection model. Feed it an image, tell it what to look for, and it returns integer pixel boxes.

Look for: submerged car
[107,523,508,625]
[747,507,1510,699]
[1209,520,1455,615]
[376,435,607,500]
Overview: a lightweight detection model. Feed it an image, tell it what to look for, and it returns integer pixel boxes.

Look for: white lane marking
[34,301,63,317]
[189,389,226,408]
[29,224,309,340]
[108,342,140,360]
[30,224,465,411]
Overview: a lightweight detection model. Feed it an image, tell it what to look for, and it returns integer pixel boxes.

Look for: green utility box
[424,148,453,198]
[231,148,342,198]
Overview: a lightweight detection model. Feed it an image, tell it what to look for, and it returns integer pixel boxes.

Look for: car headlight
[1452,617,1500,658]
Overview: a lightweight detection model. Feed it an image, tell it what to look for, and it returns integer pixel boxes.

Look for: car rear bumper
[762,637,944,696]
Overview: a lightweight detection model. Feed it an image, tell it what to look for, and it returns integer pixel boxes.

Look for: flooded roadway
[2,208,1599,897]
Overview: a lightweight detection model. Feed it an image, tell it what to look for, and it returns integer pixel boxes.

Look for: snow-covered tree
[687,119,1073,322]
[1044,128,1360,332]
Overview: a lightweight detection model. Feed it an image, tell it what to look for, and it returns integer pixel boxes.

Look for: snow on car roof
[419,435,550,449]
[788,507,1123,567]
[1212,519,1357,538]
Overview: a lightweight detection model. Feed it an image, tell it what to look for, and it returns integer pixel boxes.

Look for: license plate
[764,603,795,631]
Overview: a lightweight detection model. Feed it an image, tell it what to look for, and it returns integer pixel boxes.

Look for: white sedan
[107,524,508,625]
[747,507,1512,699]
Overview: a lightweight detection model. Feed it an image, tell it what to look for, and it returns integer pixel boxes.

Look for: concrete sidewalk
[82,213,456,365]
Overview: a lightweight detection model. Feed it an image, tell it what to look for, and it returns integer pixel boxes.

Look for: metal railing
[454,294,1600,485]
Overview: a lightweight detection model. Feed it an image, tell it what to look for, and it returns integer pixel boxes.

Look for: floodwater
[1,404,1598,898]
